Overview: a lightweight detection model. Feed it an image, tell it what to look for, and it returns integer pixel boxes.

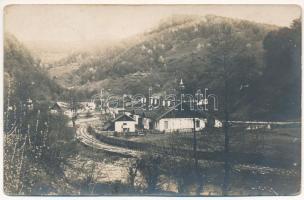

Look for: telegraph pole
[193,117,198,168]
[193,93,200,195]
[222,55,230,196]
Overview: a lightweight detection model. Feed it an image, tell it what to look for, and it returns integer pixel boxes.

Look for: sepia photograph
[2,2,302,197]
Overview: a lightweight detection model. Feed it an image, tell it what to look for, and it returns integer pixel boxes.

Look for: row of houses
[105,102,222,133]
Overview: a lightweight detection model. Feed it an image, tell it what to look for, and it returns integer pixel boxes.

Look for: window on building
[123,123,127,125]
[196,120,200,128]
[164,121,168,129]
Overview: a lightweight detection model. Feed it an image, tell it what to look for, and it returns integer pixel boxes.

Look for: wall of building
[155,118,206,132]
[114,121,136,132]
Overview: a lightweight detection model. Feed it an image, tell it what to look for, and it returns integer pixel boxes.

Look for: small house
[107,114,136,133]
[214,119,222,128]
[50,102,75,117]
[125,109,157,130]
[50,102,66,114]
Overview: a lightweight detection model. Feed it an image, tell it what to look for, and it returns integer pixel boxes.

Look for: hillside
[4,34,64,104]
[55,15,276,92]
[48,15,300,120]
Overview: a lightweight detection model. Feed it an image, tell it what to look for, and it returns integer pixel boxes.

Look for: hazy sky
[4,4,301,46]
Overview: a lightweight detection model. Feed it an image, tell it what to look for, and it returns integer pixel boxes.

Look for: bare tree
[205,23,254,195]
[137,154,161,193]
[127,160,139,192]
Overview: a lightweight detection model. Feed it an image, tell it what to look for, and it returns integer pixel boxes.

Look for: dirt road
[75,116,142,157]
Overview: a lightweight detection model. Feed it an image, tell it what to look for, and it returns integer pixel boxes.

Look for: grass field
[124,126,301,195]
[122,126,301,167]
[90,124,301,195]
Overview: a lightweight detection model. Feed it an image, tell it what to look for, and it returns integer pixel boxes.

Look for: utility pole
[222,55,230,196]
[193,96,201,195]
[189,53,198,168]
[190,52,202,195]
[193,117,198,168]
[192,92,198,170]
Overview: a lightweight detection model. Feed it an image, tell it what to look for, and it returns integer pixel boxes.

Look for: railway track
[76,123,142,158]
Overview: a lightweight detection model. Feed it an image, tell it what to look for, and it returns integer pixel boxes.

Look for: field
[91,125,301,195]
[108,126,300,166]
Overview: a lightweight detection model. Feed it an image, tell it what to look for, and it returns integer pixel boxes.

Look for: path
[75,116,142,158]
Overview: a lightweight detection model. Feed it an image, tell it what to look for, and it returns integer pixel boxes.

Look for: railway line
[75,119,142,158]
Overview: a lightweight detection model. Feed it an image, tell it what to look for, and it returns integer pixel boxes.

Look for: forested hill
[65,15,278,95]
[4,34,63,104]
[32,14,300,121]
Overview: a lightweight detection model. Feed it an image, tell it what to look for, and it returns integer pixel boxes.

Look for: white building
[50,102,69,114]
[112,114,136,133]
[153,102,207,133]
[125,102,211,133]
[155,118,206,132]
[124,109,155,130]
[214,119,223,128]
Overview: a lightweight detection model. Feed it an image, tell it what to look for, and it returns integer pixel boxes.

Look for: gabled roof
[125,102,208,121]
[155,102,207,120]
[125,108,166,121]
[112,114,135,122]
[50,103,62,110]
[50,102,69,110]
[56,102,69,109]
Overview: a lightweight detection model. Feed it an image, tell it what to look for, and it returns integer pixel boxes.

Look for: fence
[93,130,265,166]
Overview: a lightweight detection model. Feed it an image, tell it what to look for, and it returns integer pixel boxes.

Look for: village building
[50,102,62,114]
[50,102,69,114]
[106,103,221,133]
[49,101,77,118]
[124,109,157,130]
[214,119,223,128]
[153,102,207,132]
[123,102,216,133]
[106,114,137,133]
[104,79,222,133]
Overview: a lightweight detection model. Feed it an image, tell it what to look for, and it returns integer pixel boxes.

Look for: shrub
[137,154,161,193]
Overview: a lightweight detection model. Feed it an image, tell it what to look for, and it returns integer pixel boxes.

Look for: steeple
[179,78,185,91]
[179,78,185,105]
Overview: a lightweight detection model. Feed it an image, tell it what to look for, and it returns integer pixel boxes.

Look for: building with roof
[124,102,212,133]
[104,79,222,133]
[50,102,69,114]
[124,109,158,130]
[153,102,207,132]
[106,114,137,133]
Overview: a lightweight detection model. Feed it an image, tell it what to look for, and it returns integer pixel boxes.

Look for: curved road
[75,117,142,158]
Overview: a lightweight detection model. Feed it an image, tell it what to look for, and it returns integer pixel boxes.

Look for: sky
[4,4,302,47]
